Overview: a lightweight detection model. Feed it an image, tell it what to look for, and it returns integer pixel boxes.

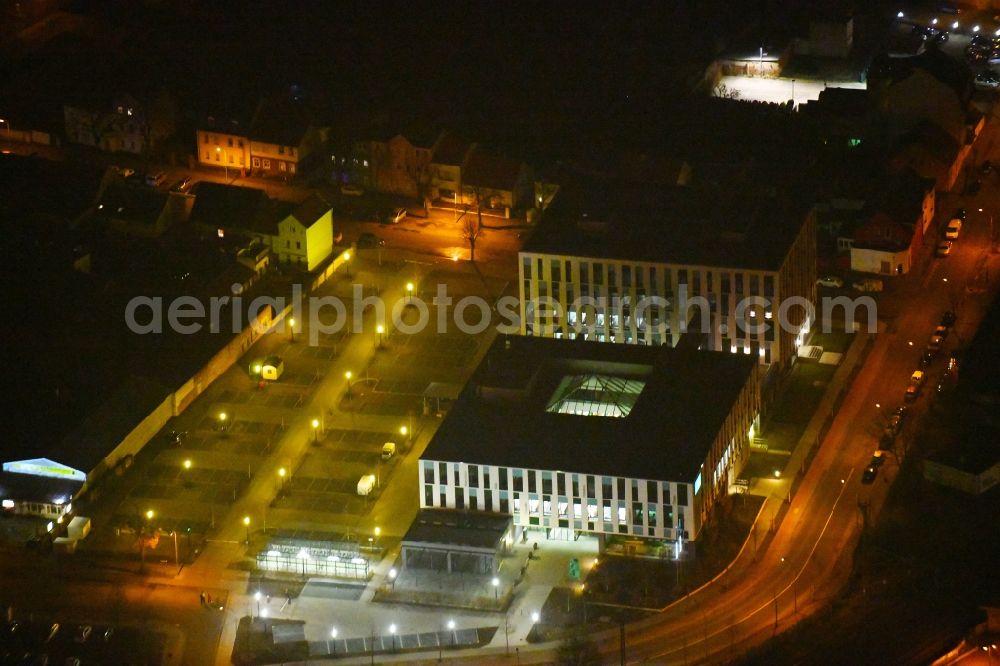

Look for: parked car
[861,465,878,484]
[941,310,957,327]
[381,442,396,460]
[972,34,994,48]
[357,232,383,248]
[934,325,949,340]
[73,626,91,644]
[904,370,926,402]
[975,70,1000,89]
[936,240,953,257]
[340,184,364,196]
[113,166,135,178]
[356,474,376,496]
[945,219,962,239]
[145,172,166,187]
[852,278,884,292]
[391,207,407,224]
[816,275,844,288]
[174,176,193,191]
[870,450,886,467]
[928,333,944,351]
[888,406,907,436]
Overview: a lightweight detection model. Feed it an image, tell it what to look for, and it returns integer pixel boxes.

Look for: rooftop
[94,180,168,226]
[249,97,312,146]
[432,132,474,166]
[463,148,525,191]
[402,509,512,551]
[422,336,757,482]
[523,177,813,271]
[188,182,289,236]
[289,194,332,229]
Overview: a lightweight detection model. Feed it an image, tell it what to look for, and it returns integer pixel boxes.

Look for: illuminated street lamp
[182,459,192,487]
[406,282,414,303]
[376,324,385,348]
[288,317,296,342]
[254,590,261,618]
[243,515,251,544]
[278,466,287,494]
[0,118,10,138]
[140,509,155,573]
[311,418,320,443]
[345,371,353,399]
[218,411,228,432]
[531,610,540,623]
[492,576,500,604]
[329,627,338,655]
[389,623,397,652]
[343,250,351,278]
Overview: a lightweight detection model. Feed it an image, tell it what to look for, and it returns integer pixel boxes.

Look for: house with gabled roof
[461,147,534,213]
[429,132,475,201]
[274,194,334,270]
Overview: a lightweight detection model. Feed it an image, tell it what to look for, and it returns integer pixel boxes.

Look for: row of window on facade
[422,484,686,538]
[422,462,689,506]
[203,133,297,156]
[523,256,778,297]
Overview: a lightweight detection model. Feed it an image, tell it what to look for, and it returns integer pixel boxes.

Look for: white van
[381,442,396,460]
[357,474,376,496]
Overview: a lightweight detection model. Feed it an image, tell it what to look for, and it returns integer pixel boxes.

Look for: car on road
[74,625,91,643]
[356,232,384,249]
[920,349,936,367]
[954,208,966,221]
[816,275,844,288]
[945,219,962,239]
[941,310,957,327]
[381,442,396,460]
[934,325,949,340]
[928,333,944,351]
[936,240,953,257]
[975,70,1000,88]
[861,465,878,484]
[851,278,884,292]
[870,450,885,467]
[340,184,364,196]
[887,406,907,435]
[904,370,926,402]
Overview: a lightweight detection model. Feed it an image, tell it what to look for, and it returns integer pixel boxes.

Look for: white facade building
[419,336,760,544]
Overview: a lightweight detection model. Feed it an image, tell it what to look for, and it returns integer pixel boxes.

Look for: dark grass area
[767,361,837,428]
[531,495,764,643]
[232,617,309,666]
[736,449,1000,664]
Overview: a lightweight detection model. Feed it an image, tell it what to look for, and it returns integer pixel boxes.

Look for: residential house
[188,182,279,247]
[850,169,935,275]
[429,132,475,201]
[461,147,534,213]
[92,179,176,238]
[197,114,251,173]
[800,87,880,152]
[274,194,334,270]
[890,119,969,192]
[248,97,325,180]
[355,127,442,197]
[64,93,147,154]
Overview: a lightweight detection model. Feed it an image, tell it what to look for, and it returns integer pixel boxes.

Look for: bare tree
[461,215,482,262]
[714,83,741,100]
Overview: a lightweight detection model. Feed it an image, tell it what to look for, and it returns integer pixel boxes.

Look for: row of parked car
[865,310,959,484]
[936,208,965,257]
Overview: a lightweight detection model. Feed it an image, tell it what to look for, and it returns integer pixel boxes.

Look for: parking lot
[0,620,165,666]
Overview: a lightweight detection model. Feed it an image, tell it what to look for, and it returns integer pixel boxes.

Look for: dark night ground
[737,448,1000,664]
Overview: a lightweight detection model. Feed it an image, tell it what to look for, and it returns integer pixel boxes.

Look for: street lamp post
[218,411,228,433]
[311,418,320,443]
[492,576,500,606]
[344,251,351,278]
[140,509,154,573]
[278,467,287,494]
[243,515,251,545]
[288,317,295,343]
[376,324,384,349]
[389,623,397,653]
[216,146,229,180]
[254,591,261,619]
[329,627,337,655]
[406,282,414,304]
[345,371,353,399]
[182,459,192,487]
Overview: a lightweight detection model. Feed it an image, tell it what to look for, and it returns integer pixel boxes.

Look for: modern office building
[419,336,760,546]
[518,181,817,369]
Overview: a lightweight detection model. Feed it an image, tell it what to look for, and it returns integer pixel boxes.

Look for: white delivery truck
[357,474,376,496]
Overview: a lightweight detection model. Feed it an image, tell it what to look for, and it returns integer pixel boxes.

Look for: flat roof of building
[402,509,512,551]
[422,336,756,482]
[523,180,812,272]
